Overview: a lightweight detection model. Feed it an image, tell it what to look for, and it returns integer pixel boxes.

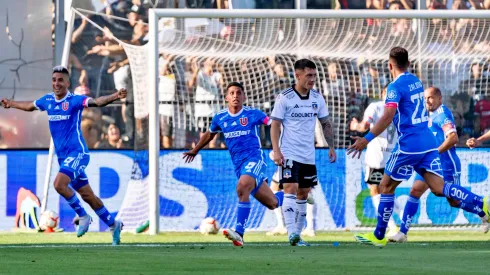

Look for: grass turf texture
[1,231,489,275]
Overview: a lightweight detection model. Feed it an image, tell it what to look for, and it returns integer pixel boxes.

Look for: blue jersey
[385,72,438,153]
[210,107,270,172]
[34,92,90,159]
[429,104,461,175]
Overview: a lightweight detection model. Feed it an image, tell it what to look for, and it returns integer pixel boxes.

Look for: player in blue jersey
[389,87,490,242]
[183,82,283,247]
[1,66,125,245]
[348,47,490,247]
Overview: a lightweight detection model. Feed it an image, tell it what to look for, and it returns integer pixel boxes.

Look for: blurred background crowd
[2,0,490,149]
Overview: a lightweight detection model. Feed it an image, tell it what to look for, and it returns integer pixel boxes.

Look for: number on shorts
[63,157,75,167]
[245,162,256,173]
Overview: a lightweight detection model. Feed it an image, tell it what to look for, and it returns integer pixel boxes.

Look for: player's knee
[297,189,309,200]
[429,186,445,197]
[266,198,279,210]
[409,188,424,198]
[236,180,254,198]
[369,185,380,197]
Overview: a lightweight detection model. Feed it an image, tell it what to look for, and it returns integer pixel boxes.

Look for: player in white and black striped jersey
[350,85,401,236]
[270,59,336,246]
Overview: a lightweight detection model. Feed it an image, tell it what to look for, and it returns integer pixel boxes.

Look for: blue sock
[374,194,395,240]
[94,206,115,227]
[443,183,484,209]
[66,193,87,217]
[275,191,284,207]
[400,196,419,234]
[235,202,251,236]
[458,202,485,217]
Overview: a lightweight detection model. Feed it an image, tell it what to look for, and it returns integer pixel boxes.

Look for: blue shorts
[385,150,443,181]
[236,158,268,187]
[58,153,90,190]
[414,171,461,185]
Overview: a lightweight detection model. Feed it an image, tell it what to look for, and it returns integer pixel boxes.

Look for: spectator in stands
[81,119,101,149]
[159,53,177,148]
[97,123,128,149]
[359,61,389,97]
[459,59,490,101]
[189,58,223,148]
[475,95,490,136]
[322,62,348,97]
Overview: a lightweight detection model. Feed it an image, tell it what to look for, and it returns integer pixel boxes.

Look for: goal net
[44,8,490,233]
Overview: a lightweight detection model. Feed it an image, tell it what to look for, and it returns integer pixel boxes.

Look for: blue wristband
[364,132,375,142]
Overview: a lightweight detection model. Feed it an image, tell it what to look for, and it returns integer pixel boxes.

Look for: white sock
[282,194,297,236]
[393,197,401,215]
[306,201,315,230]
[295,199,307,235]
[372,194,381,212]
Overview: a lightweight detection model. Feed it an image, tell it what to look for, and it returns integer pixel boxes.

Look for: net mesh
[69,9,490,232]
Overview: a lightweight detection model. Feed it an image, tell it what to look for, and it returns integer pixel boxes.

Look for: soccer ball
[199,217,220,235]
[39,210,59,231]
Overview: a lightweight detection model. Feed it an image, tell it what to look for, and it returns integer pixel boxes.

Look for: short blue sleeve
[73,95,90,110]
[209,114,222,133]
[33,95,49,111]
[436,111,457,137]
[253,110,270,126]
[385,83,402,107]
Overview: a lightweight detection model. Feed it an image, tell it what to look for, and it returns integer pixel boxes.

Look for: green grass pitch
[1,231,489,275]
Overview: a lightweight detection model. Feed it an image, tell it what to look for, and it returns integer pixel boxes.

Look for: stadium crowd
[2,0,489,149]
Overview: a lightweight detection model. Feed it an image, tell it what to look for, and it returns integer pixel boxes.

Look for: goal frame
[147,8,490,235]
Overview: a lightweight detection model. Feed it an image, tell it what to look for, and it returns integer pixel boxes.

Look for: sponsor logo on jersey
[62,102,69,111]
[312,103,318,110]
[294,104,299,108]
[291,112,316,118]
[224,130,251,138]
[231,121,237,126]
[239,117,248,126]
[54,105,59,110]
[48,115,71,121]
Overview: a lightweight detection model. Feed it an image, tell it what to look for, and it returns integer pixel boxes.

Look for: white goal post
[147,8,490,235]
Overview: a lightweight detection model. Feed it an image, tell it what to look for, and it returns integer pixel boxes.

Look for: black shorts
[365,167,384,185]
[279,159,318,189]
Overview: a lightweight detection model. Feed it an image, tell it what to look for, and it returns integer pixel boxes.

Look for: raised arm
[1,99,36,112]
[86,88,127,107]
[183,131,218,163]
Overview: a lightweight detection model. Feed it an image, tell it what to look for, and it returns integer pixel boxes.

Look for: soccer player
[467,125,490,149]
[183,82,283,247]
[389,87,490,243]
[350,85,401,236]
[1,66,125,245]
[348,47,490,247]
[270,59,337,246]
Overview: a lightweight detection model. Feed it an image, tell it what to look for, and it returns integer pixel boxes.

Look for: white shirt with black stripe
[271,86,329,165]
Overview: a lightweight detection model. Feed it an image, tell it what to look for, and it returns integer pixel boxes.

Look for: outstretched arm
[86,88,127,107]
[183,131,218,163]
[467,130,490,148]
[1,99,36,112]
[347,106,396,158]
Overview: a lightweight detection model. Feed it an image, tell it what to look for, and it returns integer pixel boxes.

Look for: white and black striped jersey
[271,86,329,165]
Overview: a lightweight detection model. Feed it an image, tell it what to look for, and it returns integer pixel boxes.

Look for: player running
[389,87,490,243]
[348,47,490,247]
[1,66,125,245]
[350,85,401,236]
[270,59,336,246]
[183,82,283,247]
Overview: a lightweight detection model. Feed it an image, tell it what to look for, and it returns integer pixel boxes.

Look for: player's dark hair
[226,82,244,92]
[52,65,70,77]
[389,47,409,69]
[294,59,317,71]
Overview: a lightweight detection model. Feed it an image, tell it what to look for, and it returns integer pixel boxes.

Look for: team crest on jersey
[62,102,69,111]
[312,103,318,110]
[239,117,248,126]
[387,90,396,100]
[282,169,292,179]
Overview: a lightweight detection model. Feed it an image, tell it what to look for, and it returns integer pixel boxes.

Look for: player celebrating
[348,47,490,247]
[389,87,490,243]
[270,59,336,246]
[1,66,125,245]
[350,85,401,236]
[183,82,283,247]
